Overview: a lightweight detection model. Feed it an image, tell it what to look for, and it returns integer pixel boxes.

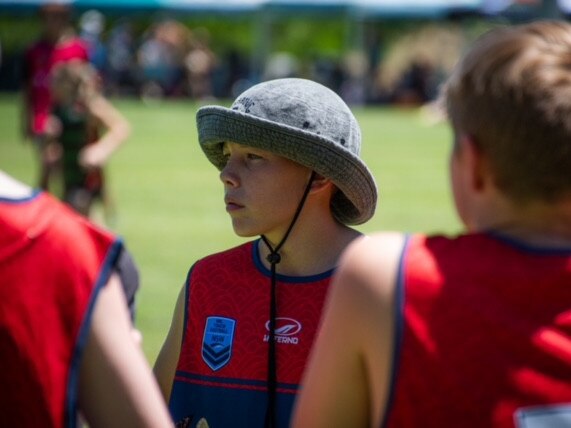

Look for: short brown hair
[444,20,571,203]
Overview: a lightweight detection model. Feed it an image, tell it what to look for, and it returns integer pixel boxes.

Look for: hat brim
[197,106,378,225]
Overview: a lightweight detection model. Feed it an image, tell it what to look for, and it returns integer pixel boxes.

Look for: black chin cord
[262,171,316,428]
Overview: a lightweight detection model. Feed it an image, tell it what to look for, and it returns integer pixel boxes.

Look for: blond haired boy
[294,20,571,428]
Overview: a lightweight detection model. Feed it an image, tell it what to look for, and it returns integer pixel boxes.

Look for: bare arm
[78,274,173,428]
[154,284,186,402]
[292,233,405,428]
[79,94,131,168]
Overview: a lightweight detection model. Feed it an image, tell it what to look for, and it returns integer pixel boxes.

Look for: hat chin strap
[261,170,316,428]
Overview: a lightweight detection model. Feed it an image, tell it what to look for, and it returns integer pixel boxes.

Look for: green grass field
[0,93,462,364]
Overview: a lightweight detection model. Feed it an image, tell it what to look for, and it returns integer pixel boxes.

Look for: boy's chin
[231,219,264,238]
[233,230,259,238]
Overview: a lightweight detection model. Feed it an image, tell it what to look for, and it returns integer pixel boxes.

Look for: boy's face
[220,141,312,239]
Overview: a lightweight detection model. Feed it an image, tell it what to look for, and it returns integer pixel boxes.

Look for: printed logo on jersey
[202,316,236,371]
[263,317,302,345]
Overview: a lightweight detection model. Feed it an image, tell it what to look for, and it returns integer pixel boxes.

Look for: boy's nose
[220,162,239,188]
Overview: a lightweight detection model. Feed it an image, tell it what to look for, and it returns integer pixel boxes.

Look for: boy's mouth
[225,197,244,211]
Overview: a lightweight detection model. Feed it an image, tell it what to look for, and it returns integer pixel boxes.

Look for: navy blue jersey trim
[174,371,299,392]
[0,189,41,203]
[252,238,334,283]
[486,231,571,255]
[182,265,195,349]
[65,238,124,428]
[380,234,410,428]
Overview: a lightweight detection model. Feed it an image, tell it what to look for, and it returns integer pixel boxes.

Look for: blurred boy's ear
[457,134,492,194]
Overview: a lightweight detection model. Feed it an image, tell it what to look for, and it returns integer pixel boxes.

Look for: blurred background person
[21,1,89,191]
[106,19,137,96]
[185,27,217,100]
[137,19,190,100]
[0,169,174,428]
[48,60,130,222]
[79,9,108,80]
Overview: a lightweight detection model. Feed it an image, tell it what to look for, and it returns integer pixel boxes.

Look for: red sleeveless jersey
[385,233,571,428]
[0,191,121,427]
[170,240,332,428]
[24,38,88,135]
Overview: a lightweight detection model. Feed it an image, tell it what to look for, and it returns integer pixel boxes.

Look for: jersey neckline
[251,238,335,283]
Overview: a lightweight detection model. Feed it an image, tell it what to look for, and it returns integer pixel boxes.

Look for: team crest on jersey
[202,316,236,371]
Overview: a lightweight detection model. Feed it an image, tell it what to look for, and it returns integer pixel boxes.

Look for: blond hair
[51,60,100,104]
[444,20,571,203]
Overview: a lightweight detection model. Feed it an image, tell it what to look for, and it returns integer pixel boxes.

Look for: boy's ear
[310,173,333,192]
[458,134,490,193]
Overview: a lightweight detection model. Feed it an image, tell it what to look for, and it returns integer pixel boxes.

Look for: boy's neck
[258,220,361,277]
[475,196,571,248]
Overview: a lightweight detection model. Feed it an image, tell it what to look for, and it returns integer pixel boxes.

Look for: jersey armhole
[181,264,196,350]
[380,233,411,428]
[65,237,123,428]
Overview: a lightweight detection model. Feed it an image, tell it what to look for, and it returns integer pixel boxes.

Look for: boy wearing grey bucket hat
[154,78,377,428]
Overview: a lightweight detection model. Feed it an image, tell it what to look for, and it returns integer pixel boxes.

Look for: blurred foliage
[0,16,42,53]
[0,9,497,56]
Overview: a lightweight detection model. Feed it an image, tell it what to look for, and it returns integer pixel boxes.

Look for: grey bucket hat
[196,78,378,225]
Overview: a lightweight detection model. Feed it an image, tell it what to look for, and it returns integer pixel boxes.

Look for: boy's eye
[247,153,263,161]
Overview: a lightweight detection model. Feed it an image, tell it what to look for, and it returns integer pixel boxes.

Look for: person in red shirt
[293,20,571,428]
[0,170,173,428]
[22,2,88,190]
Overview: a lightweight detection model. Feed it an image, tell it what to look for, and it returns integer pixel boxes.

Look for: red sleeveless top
[385,233,571,428]
[0,191,121,428]
[170,240,332,428]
